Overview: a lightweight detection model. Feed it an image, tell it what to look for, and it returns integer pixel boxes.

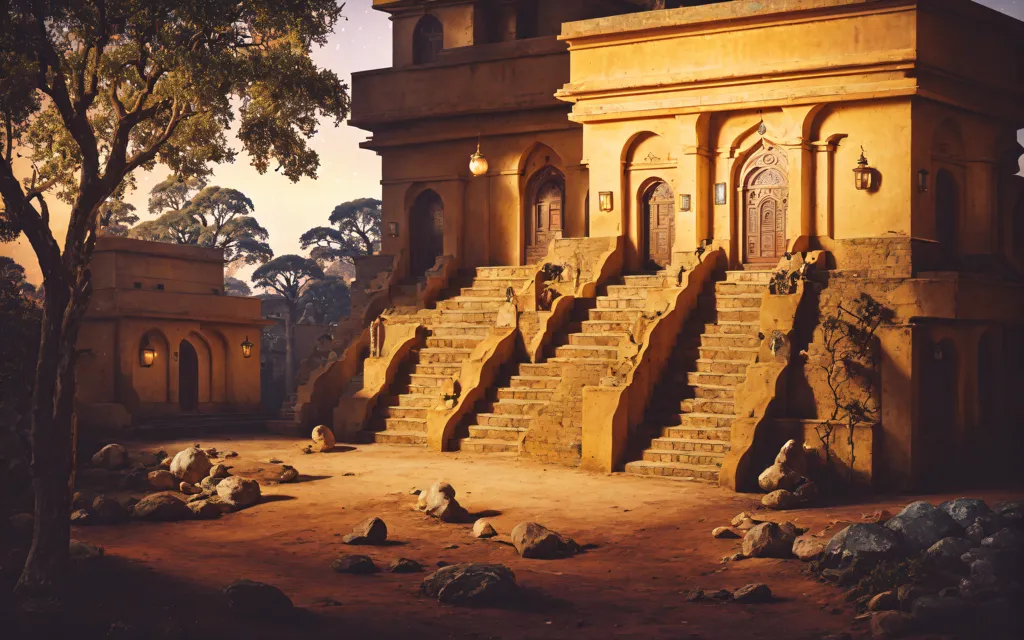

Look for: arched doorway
[935,169,958,266]
[643,180,675,269]
[919,338,957,488]
[742,146,789,264]
[526,168,565,264]
[409,190,444,278]
[413,15,443,65]
[179,339,199,411]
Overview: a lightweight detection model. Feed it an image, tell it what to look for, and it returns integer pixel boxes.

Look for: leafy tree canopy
[300,197,381,265]
[148,174,206,215]
[297,276,350,325]
[224,276,252,297]
[97,199,139,236]
[253,254,324,307]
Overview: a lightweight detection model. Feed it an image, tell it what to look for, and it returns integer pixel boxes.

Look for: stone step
[387,394,435,408]
[622,274,673,288]
[647,436,730,454]
[460,286,507,298]
[581,319,634,333]
[624,460,719,483]
[700,333,761,349]
[382,417,428,433]
[691,384,736,401]
[495,387,555,401]
[703,322,760,336]
[685,371,747,387]
[475,265,536,279]
[714,281,767,295]
[588,309,644,322]
[457,438,519,454]
[418,348,473,364]
[509,375,561,390]
[596,296,647,310]
[426,336,485,350]
[680,398,736,415]
[408,383,442,395]
[711,294,763,309]
[517,363,563,378]
[678,412,736,429]
[701,307,759,324]
[484,399,547,416]
[554,344,618,360]
[698,346,759,362]
[408,374,450,388]
[568,332,626,347]
[413,364,462,378]
[437,297,506,312]
[660,425,733,440]
[695,359,751,375]
[725,270,775,284]
[437,310,499,323]
[374,430,427,446]
[380,405,428,419]
[473,413,534,429]
[605,285,654,298]
[642,447,726,466]
[467,425,526,441]
[430,323,492,338]
[546,357,616,369]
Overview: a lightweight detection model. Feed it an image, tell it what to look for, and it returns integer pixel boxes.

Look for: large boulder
[223,580,294,620]
[775,439,808,475]
[758,463,802,493]
[216,476,261,509]
[132,492,192,522]
[91,444,129,470]
[885,501,962,553]
[169,447,212,484]
[342,517,388,545]
[925,537,973,570]
[188,498,230,520]
[311,425,335,452]
[821,524,903,569]
[421,563,518,606]
[510,522,580,559]
[417,481,469,523]
[939,498,991,529]
[147,470,177,490]
[91,495,128,524]
[742,522,795,559]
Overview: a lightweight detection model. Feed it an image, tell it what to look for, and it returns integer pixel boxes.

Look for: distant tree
[97,200,139,237]
[0,0,349,595]
[224,276,252,297]
[186,187,273,265]
[300,198,382,265]
[298,277,350,325]
[253,255,325,392]
[130,210,202,244]
[148,174,207,216]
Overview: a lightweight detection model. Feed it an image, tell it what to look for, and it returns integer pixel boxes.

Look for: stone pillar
[780,140,814,255]
[565,163,589,239]
[964,159,998,256]
[811,135,847,251]
[675,113,711,258]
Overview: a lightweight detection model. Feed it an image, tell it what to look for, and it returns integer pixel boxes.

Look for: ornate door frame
[524,166,565,263]
[741,146,790,265]
[642,179,675,269]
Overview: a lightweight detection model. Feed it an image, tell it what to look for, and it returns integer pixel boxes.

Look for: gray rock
[420,563,518,606]
[965,521,986,544]
[896,584,930,610]
[388,558,423,573]
[981,527,1024,550]
[992,501,1023,526]
[792,535,825,561]
[223,580,294,620]
[925,537,973,570]
[69,539,104,560]
[871,610,913,638]
[732,583,772,603]
[91,444,129,470]
[331,554,379,574]
[911,595,970,631]
[169,447,212,484]
[132,492,192,522]
[216,476,261,509]
[939,498,991,529]
[885,501,962,553]
[822,524,903,569]
[742,522,794,558]
[342,517,388,545]
[417,481,469,523]
[510,522,580,559]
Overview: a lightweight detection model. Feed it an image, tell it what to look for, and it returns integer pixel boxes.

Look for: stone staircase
[624,270,772,482]
[455,272,674,455]
[367,266,534,445]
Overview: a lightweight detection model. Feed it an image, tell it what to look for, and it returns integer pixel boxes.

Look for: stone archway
[742,146,789,264]
[525,167,565,264]
[642,180,674,269]
[409,189,444,278]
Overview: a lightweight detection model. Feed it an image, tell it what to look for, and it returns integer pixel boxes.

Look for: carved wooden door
[743,148,789,264]
[410,191,444,277]
[527,178,564,264]
[645,180,675,269]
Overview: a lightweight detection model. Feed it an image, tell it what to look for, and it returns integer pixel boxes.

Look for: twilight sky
[5,0,1024,286]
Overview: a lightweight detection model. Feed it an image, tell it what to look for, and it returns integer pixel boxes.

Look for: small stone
[91,444,129,470]
[938,498,991,529]
[965,521,986,544]
[331,555,379,575]
[216,476,261,509]
[342,517,388,545]
[147,470,177,490]
[712,526,740,539]
[684,588,705,602]
[792,535,825,561]
[132,492,192,522]
[179,481,203,495]
[200,476,223,492]
[409,488,421,496]
[91,495,128,524]
[911,595,969,631]
[388,558,423,573]
[731,512,762,530]
[223,580,294,620]
[70,509,92,525]
[742,522,794,558]
[870,610,912,638]
[279,466,299,483]
[867,590,899,611]
[312,425,336,452]
[472,519,498,538]
[443,544,459,550]
[510,522,580,559]
[762,489,800,510]
[223,451,238,458]
[209,463,230,478]
[707,589,733,600]
[733,583,772,603]
[188,498,229,520]
[758,462,802,492]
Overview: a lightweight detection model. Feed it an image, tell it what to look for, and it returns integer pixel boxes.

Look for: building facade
[341,0,1024,490]
[76,237,266,430]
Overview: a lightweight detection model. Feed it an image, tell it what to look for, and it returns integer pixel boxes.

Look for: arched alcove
[413,15,443,65]
[137,329,170,404]
[408,189,445,278]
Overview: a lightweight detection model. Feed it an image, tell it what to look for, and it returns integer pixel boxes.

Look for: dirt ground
[6,434,1024,640]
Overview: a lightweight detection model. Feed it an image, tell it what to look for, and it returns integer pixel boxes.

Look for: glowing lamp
[598,192,614,212]
[240,336,254,359]
[140,339,156,368]
[469,138,489,177]
[853,147,875,191]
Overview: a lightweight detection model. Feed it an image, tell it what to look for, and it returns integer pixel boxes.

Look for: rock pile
[756,440,818,510]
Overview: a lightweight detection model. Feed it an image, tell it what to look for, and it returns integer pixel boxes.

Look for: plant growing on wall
[806,293,890,489]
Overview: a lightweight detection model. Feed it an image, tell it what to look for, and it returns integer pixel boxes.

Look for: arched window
[413,15,444,65]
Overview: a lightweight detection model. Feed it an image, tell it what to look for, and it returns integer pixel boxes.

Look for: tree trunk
[284,307,295,396]
[16,285,77,598]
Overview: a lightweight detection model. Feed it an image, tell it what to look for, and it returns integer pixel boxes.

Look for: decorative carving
[644,151,661,163]
[369,313,386,358]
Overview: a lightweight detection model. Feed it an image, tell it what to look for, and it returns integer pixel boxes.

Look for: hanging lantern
[853,147,875,191]
[140,338,156,368]
[240,335,254,359]
[469,136,489,177]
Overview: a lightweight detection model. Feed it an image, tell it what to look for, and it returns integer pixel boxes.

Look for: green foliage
[253,254,324,308]
[224,276,252,297]
[300,197,381,265]
[97,199,139,236]
[148,174,207,216]
[297,277,350,324]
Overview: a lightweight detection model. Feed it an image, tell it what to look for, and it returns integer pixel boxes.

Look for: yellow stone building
[320,0,1024,491]
[76,237,266,431]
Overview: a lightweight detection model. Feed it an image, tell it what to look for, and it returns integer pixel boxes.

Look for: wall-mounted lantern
[469,136,489,177]
[241,336,254,359]
[140,338,156,368]
[853,147,876,191]
[714,183,727,206]
[678,194,692,212]
[917,169,930,193]
[387,221,399,238]
[598,191,614,212]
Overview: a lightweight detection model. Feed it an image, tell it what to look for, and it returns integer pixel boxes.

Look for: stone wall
[521,360,608,465]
